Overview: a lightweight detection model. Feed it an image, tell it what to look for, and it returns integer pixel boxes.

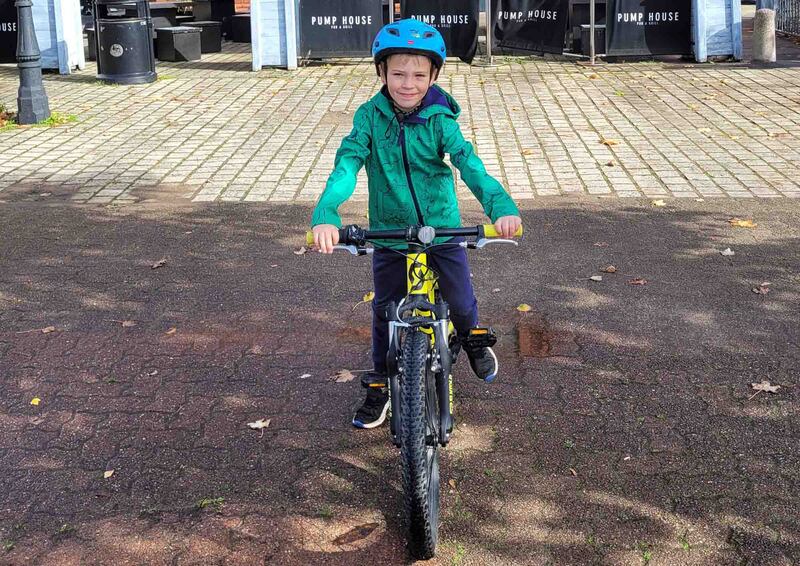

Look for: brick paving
[1,41,800,205]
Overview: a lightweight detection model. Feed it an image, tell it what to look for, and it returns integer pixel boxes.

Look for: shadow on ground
[0,197,798,565]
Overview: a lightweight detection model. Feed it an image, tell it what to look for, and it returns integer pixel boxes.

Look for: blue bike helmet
[372,18,447,74]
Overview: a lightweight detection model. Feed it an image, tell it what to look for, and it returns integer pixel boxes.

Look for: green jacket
[310,85,519,242]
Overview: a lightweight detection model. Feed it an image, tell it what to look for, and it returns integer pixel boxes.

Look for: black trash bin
[94,0,157,84]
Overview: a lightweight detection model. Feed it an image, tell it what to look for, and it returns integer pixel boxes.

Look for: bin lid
[158,26,201,33]
[187,20,222,26]
[95,0,145,6]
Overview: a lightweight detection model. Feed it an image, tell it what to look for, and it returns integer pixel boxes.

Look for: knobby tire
[399,329,440,559]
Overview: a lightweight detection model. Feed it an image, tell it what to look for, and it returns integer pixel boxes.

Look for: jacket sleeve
[439,115,520,222]
[310,105,372,227]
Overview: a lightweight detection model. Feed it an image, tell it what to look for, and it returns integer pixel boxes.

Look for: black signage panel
[491,0,568,55]
[1,0,18,64]
[606,0,691,56]
[400,0,480,64]
[299,0,383,58]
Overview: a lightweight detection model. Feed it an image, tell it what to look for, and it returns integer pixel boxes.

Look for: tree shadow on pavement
[0,198,797,565]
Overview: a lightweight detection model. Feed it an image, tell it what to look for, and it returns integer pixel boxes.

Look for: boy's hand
[494,215,522,238]
[312,224,340,254]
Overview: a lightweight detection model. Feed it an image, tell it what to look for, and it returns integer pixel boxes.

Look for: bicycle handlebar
[305,224,523,247]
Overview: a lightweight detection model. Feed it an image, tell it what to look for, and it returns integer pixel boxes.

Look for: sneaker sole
[483,347,499,383]
[352,400,390,429]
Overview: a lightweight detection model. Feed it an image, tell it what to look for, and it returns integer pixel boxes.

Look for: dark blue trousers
[371,241,478,374]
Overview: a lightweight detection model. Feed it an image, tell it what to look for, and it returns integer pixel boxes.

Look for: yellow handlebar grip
[482,224,524,238]
[306,231,315,246]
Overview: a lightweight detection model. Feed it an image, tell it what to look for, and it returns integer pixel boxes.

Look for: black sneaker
[465,346,499,383]
[352,387,390,429]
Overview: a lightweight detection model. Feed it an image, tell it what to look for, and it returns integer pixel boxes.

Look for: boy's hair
[377,53,441,81]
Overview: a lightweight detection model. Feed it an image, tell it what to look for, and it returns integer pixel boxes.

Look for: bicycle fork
[386,303,454,448]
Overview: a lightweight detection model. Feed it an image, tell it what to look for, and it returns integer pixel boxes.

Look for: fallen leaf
[593,241,609,247]
[448,479,457,489]
[103,470,114,479]
[695,198,705,202]
[588,73,599,79]
[628,278,648,285]
[688,103,698,111]
[293,246,308,255]
[728,218,757,228]
[247,418,271,430]
[605,160,615,167]
[248,345,264,355]
[165,327,177,335]
[352,291,375,311]
[589,275,603,282]
[748,380,781,400]
[333,369,356,383]
[569,468,578,477]
[298,373,311,380]
[720,248,735,256]
[492,288,501,293]
[601,265,617,273]
[752,282,771,295]
[697,127,711,134]
[42,326,56,334]
[600,138,619,146]
[517,303,532,312]
[751,380,780,393]
[614,90,625,96]
[121,320,137,328]
[522,148,534,155]
[151,258,167,269]
[30,397,41,406]
[270,264,278,268]
[651,199,667,207]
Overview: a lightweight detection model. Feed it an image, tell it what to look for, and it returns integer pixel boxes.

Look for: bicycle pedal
[463,327,497,349]
[360,373,387,389]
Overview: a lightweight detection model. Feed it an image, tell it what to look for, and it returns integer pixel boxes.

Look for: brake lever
[333,245,373,255]
[459,239,519,249]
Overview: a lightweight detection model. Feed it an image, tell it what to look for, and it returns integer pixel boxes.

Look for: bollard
[752,8,776,63]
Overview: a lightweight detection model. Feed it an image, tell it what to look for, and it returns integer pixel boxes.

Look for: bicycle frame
[386,242,455,448]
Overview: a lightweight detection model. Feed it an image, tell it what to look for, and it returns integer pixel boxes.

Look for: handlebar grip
[482,224,524,238]
[306,228,349,247]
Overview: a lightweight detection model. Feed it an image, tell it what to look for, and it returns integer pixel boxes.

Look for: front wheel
[399,329,440,559]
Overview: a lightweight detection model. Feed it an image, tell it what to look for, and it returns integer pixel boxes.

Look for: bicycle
[306,223,522,559]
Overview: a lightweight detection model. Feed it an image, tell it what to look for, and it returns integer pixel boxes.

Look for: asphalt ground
[0,196,798,565]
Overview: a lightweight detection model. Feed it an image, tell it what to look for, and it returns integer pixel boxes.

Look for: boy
[311,19,522,429]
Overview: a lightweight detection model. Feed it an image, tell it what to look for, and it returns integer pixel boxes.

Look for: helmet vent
[423,32,435,38]
[387,27,400,36]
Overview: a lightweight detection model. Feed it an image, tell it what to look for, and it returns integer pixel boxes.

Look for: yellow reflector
[470,329,488,335]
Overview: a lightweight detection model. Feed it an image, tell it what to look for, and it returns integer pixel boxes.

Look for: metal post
[388,0,394,23]
[589,0,596,65]
[15,0,50,124]
[485,0,493,64]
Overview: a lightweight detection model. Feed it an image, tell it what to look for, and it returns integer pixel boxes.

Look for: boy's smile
[381,54,436,112]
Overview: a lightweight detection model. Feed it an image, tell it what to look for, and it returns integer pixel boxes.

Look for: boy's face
[381,54,436,112]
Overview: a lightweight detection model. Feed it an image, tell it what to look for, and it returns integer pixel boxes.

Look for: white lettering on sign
[1,21,18,32]
[311,15,373,27]
[497,10,557,21]
[410,14,436,24]
[439,14,468,25]
[618,12,644,22]
[649,11,678,22]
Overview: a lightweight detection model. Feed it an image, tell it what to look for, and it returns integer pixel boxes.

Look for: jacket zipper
[399,122,425,225]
